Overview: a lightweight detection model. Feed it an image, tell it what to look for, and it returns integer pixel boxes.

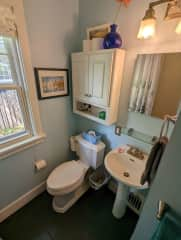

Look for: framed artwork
[86,24,111,40]
[34,68,69,100]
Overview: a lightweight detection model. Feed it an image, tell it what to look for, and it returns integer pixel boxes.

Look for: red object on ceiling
[116,0,131,6]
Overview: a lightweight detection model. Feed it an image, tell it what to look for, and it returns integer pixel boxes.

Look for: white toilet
[47,135,105,213]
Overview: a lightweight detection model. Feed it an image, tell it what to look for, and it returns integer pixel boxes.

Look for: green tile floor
[0,188,138,240]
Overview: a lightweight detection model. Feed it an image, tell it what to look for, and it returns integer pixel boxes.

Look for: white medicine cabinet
[71,49,125,125]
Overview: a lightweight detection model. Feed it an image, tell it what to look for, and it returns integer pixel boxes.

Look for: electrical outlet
[115,126,122,136]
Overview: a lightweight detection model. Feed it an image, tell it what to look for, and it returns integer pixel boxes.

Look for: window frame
[0,0,46,159]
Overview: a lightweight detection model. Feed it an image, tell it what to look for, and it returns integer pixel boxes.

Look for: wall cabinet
[72,49,125,125]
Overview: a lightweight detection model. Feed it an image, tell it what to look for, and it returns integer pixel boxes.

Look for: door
[88,52,113,106]
[72,54,89,100]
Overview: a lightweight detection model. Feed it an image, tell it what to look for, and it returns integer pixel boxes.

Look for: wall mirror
[129,53,181,119]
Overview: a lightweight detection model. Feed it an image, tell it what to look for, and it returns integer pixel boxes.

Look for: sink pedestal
[112,182,129,219]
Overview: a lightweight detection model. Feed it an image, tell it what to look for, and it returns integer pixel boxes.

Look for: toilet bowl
[46,135,105,213]
[47,160,88,196]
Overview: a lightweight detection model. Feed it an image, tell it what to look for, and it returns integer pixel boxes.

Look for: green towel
[151,211,181,240]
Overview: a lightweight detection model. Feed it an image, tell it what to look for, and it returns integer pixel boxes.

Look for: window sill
[0,133,46,160]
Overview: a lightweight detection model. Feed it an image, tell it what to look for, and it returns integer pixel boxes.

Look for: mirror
[129,53,181,119]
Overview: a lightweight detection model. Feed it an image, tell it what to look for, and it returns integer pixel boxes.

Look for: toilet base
[52,180,90,213]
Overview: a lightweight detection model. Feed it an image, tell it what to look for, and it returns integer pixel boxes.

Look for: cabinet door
[88,53,113,106]
[72,54,89,99]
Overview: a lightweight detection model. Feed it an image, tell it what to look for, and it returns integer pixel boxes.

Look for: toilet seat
[47,160,86,196]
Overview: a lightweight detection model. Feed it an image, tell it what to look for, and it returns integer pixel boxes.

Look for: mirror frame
[117,40,181,126]
[129,52,181,118]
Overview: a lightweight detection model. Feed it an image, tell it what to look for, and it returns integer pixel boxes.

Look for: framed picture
[34,68,69,100]
[87,24,111,40]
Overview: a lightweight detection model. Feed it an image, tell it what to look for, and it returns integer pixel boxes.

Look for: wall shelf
[75,100,108,125]
[121,127,158,145]
[74,110,107,125]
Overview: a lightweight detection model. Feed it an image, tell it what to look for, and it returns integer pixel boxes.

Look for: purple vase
[103,24,122,49]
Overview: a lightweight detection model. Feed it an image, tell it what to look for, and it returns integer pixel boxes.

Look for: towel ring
[159,119,169,139]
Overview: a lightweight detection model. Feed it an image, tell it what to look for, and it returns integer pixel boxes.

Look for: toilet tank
[75,135,105,169]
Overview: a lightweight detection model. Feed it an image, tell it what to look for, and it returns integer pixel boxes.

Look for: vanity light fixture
[164,0,181,19]
[175,19,181,33]
[137,0,181,39]
[137,6,156,39]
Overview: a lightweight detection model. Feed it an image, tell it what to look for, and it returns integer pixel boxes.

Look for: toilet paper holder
[34,160,47,171]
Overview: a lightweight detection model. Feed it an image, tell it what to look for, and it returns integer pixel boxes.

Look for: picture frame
[86,24,111,40]
[34,68,69,100]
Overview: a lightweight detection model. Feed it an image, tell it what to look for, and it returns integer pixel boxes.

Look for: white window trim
[0,134,46,159]
[0,0,46,159]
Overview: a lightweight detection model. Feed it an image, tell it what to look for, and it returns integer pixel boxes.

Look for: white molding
[14,0,45,136]
[0,0,46,158]
[0,181,46,223]
[0,134,46,160]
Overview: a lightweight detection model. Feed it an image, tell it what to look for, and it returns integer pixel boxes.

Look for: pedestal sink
[105,145,148,219]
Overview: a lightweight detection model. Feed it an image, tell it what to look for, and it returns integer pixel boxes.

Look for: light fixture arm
[149,0,174,9]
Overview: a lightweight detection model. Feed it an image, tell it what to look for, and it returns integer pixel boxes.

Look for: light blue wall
[78,0,180,152]
[75,115,153,154]
[132,114,181,239]
[1,0,180,219]
[0,0,79,210]
[78,1,181,239]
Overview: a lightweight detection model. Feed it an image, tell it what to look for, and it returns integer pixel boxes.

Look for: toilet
[47,134,105,213]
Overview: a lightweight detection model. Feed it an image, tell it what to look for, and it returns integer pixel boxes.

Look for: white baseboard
[0,181,46,223]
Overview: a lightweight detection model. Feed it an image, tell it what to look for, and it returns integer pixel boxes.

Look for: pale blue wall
[0,0,79,210]
[75,115,153,154]
[78,0,180,152]
[1,0,180,219]
[78,1,181,239]
[132,114,181,239]
[77,0,160,153]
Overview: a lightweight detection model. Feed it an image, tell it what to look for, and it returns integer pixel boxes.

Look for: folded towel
[151,211,181,240]
[140,136,168,185]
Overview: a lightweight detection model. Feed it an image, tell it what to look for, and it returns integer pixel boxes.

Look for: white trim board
[0,181,46,223]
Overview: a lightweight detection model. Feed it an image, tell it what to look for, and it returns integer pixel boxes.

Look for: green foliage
[0,125,24,137]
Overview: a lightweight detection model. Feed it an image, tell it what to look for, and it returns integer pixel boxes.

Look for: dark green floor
[0,188,138,240]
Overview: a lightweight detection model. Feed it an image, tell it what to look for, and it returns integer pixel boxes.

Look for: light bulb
[176,20,181,34]
[137,18,156,39]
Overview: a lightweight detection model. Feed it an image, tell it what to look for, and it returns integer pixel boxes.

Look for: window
[0,36,32,145]
[0,3,45,158]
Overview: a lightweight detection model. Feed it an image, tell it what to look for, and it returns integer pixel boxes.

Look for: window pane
[0,36,14,84]
[0,37,7,54]
[0,55,13,83]
[0,89,25,141]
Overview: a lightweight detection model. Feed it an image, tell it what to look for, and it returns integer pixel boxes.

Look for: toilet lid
[47,161,85,192]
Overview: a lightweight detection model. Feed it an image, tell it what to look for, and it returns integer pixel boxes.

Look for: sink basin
[105,145,148,219]
[105,147,148,189]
